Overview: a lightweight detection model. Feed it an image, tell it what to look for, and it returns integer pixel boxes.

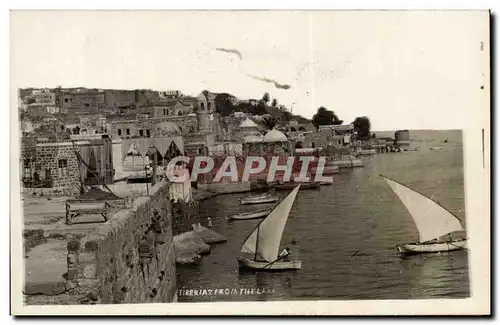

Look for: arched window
[299,127,306,132]
[290,127,297,132]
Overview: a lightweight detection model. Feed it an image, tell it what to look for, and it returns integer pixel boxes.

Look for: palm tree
[261,116,279,131]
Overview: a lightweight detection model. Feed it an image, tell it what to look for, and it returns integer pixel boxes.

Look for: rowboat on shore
[430,147,444,151]
[238,185,302,271]
[271,181,320,191]
[239,193,279,205]
[380,175,467,255]
[226,207,273,220]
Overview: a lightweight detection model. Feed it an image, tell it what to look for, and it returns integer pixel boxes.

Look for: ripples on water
[177,130,470,301]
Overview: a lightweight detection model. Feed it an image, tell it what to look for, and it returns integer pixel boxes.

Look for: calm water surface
[177,130,470,301]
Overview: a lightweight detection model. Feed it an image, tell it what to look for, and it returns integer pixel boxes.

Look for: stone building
[302,124,355,149]
[20,136,114,194]
[242,128,291,156]
[138,100,194,118]
[108,115,198,139]
[59,89,106,112]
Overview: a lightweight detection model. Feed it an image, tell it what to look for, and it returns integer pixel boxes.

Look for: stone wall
[303,130,344,149]
[104,90,137,109]
[65,182,177,304]
[242,141,291,156]
[21,142,81,193]
[108,115,198,138]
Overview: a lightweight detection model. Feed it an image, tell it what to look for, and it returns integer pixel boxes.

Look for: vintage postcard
[10,10,490,315]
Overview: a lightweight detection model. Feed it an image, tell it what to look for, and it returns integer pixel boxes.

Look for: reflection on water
[177,130,470,301]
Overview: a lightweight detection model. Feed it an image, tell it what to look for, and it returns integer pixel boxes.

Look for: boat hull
[227,209,271,220]
[272,182,320,191]
[237,257,302,271]
[397,239,467,255]
[239,196,279,205]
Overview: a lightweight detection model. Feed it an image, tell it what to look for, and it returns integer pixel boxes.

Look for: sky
[10,10,489,130]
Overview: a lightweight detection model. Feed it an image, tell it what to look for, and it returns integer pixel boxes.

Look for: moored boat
[381,175,467,255]
[356,149,377,155]
[239,193,279,205]
[430,147,444,151]
[271,181,320,191]
[238,185,302,271]
[319,179,334,185]
[227,208,273,220]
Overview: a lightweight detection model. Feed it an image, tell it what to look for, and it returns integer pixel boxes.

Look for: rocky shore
[174,224,227,265]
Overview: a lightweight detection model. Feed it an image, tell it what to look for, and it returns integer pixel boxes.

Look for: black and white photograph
[9,9,490,315]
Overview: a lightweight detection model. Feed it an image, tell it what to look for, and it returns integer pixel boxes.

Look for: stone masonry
[108,115,198,138]
[65,182,177,304]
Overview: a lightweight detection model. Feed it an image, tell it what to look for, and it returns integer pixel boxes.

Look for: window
[207,102,212,111]
[58,159,68,178]
[64,98,69,103]
[139,130,144,137]
[118,129,122,136]
[201,103,205,111]
[146,130,151,138]
[163,109,166,116]
[23,159,32,179]
[126,129,130,135]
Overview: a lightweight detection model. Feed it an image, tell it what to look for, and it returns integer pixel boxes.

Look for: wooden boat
[430,147,444,151]
[239,193,279,205]
[238,185,302,271]
[356,149,377,155]
[319,179,334,185]
[381,175,467,255]
[226,208,273,220]
[271,181,320,191]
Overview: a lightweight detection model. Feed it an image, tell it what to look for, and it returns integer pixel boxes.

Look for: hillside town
[19,86,411,197]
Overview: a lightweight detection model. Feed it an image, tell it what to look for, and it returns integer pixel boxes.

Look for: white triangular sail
[240,185,300,262]
[382,176,464,243]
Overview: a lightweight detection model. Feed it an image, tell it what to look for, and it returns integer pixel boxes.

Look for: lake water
[176,130,470,302]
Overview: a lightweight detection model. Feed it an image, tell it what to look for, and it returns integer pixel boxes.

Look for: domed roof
[263,129,288,142]
[243,133,264,143]
[155,121,181,135]
[239,117,258,128]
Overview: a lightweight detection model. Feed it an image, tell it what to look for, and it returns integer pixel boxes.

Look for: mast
[254,226,260,262]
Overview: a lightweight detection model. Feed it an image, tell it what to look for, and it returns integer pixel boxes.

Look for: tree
[214,93,235,117]
[271,98,278,107]
[353,116,371,140]
[281,111,292,122]
[255,101,268,115]
[262,92,270,104]
[372,133,376,139]
[312,107,343,127]
[261,116,279,130]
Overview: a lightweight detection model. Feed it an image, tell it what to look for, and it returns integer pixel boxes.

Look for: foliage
[261,116,279,130]
[262,92,270,104]
[353,116,371,140]
[255,101,268,115]
[312,106,343,127]
[214,93,235,117]
[271,98,278,107]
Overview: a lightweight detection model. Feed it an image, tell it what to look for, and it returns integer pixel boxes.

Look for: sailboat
[381,175,467,255]
[237,185,302,271]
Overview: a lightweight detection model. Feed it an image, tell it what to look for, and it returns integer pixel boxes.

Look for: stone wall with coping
[65,182,177,304]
